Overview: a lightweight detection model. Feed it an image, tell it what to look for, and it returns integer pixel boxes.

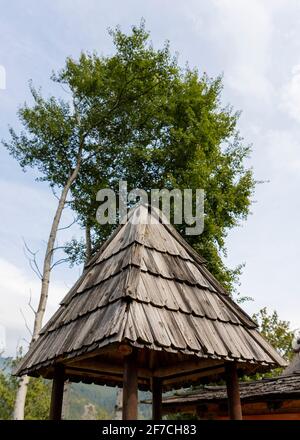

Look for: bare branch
[28,290,37,316]
[51,185,60,201]
[22,239,37,258]
[60,83,72,96]
[51,186,72,209]
[50,245,66,254]
[22,238,43,280]
[19,308,33,337]
[58,217,77,231]
[28,259,42,280]
[50,258,70,270]
[20,337,31,346]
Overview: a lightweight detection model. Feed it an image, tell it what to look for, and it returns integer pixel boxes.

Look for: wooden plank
[154,359,224,378]
[164,366,225,387]
[225,362,242,420]
[123,351,138,420]
[66,358,152,378]
[49,364,65,420]
[152,377,162,420]
[64,366,150,390]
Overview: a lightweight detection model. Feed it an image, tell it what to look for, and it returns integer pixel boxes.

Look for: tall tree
[64,23,254,293]
[3,21,255,418]
[3,82,99,418]
[2,21,180,418]
[253,307,294,362]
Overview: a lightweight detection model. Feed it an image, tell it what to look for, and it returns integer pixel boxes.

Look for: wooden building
[162,355,300,420]
[15,205,286,420]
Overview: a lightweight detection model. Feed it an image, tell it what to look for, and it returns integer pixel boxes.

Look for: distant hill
[63,382,151,419]
[0,356,12,374]
[0,356,151,419]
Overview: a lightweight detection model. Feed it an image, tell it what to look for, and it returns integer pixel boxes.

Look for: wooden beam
[225,362,242,420]
[122,351,138,420]
[163,365,225,387]
[152,377,162,420]
[153,359,223,378]
[49,364,65,420]
[67,358,151,378]
[65,366,123,382]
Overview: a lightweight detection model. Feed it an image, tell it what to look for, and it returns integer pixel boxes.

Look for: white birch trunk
[114,388,123,420]
[13,159,82,420]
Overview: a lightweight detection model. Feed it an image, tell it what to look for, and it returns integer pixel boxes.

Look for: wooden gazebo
[15,205,286,420]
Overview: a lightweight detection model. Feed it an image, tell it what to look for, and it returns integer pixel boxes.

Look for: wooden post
[122,350,138,420]
[152,377,162,420]
[49,364,65,420]
[225,362,242,420]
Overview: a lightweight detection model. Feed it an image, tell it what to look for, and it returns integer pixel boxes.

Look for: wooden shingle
[15,205,286,387]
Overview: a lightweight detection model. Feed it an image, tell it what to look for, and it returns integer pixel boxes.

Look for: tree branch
[58,217,77,231]
[22,238,43,280]
[19,308,33,337]
[50,258,70,270]
[28,289,37,316]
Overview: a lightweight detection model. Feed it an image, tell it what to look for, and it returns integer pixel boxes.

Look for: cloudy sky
[0,0,300,356]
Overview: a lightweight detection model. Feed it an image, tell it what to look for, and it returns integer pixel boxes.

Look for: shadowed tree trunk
[85,224,92,263]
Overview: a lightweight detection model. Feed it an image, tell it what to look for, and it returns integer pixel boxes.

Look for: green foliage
[2,20,255,290]
[0,359,116,420]
[24,376,51,420]
[61,22,255,292]
[165,412,198,420]
[242,307,294,380]
[0,360,16,419]
[0,358,51,420]
[252,307,293,362]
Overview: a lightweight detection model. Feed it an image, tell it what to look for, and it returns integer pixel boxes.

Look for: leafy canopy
[253,307,294,362]
[3,21,255,292]
[64,22,255,292]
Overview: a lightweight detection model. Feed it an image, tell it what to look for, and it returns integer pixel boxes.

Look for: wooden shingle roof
[16,205,286,381]
[162,375,300,408]
[162,356,300,411]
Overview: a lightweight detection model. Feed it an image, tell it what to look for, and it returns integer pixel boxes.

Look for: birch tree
[3,81,98,418]
[3,21,255,419]
[3,22,179,418]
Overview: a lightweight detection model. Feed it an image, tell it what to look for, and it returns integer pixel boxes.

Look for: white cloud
[0,65,6,90]
[0,179,56,241]
[181,0,275,101]
[264,129,300,172]
[0,257,67,356]
[213,0,274,100]
[280,64,300,122]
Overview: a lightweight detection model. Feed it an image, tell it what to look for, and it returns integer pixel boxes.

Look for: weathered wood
[122,351,138,420]
[152,377,162,420]
[225,362,242,420]
[16,204,286,387]
[65,365,149,389]
[153,359,223,378]
[164,366,225,387]
[49,364,65,420]
[66,358,151,378]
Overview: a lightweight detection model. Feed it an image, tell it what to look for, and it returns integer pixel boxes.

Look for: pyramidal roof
[16,205,285,377]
